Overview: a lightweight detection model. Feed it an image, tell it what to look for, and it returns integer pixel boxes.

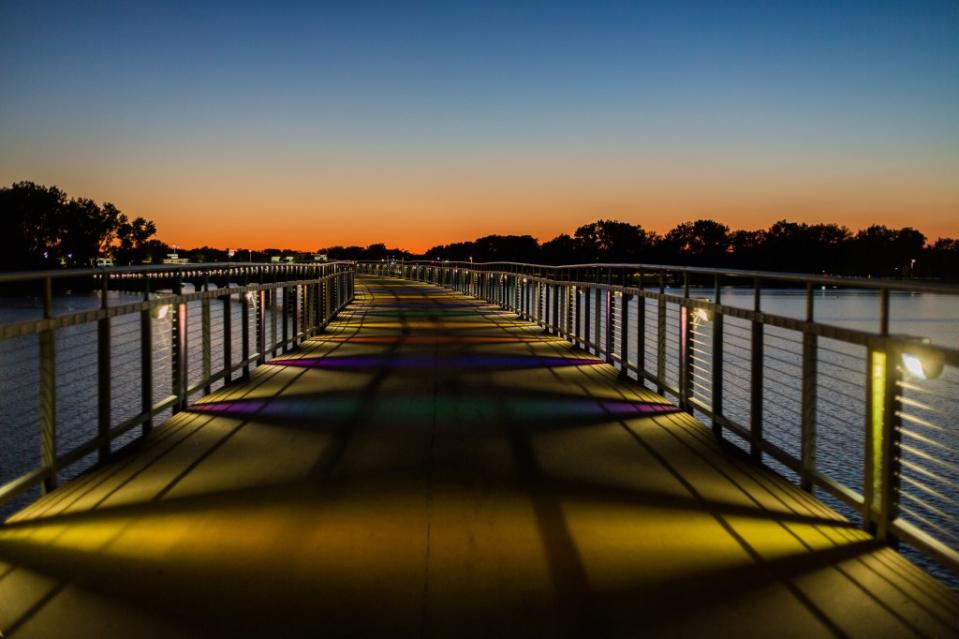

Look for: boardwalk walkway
[1,276,957,637]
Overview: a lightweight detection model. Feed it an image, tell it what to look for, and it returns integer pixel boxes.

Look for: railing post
[97,273,112,461]
[318,278,325,328]
[518,275,523,315]
[680,273,693,414]
[800,282,816,491]
[525,277,531,320]
[865,289,901,544]
[290,273,299,347]
[656,273,666,395]
[141,275,153,436]
[257,283,267,365]
[313,279,321,334]
[172,273,188,412]
[711,274,724,439]
[302,271,310,337]
[281,282,290,353]
[39,276,57,493]
[222,283,232,385]
[544,280,551,332]
[750,278,763,461]
[241,270,250,379]
[202,274,212,393]
[583,284,591,352]
[271,284,279,354]
[594,286,602,357]
[333,270,339,310]
[553,282,563,335]
[513,275,518,313]
[538,279,544,325]
[514,274,520,312]
[529,276,535,320]
[604,287,613,363]
[636,272,646,386]
[620,290,630,377]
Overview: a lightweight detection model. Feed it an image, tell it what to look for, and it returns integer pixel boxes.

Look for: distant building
[162,253,189,264]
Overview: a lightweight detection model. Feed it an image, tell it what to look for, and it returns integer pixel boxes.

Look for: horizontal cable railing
[0,262,355,513]
[359,259,959,581]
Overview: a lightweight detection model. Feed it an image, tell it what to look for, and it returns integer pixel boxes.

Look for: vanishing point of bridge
[1,264,958,636]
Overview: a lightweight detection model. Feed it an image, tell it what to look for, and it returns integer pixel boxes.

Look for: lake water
[1,284,957,585]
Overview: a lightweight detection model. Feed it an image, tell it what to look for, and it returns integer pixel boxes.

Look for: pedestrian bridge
[1,268,958,637]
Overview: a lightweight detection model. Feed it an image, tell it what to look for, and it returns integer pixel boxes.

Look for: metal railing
[360,260,959,578]
[0,262,355,510]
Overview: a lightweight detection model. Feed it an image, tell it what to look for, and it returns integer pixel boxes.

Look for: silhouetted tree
[139,239,173,264]
[425,235,539,262]
[849,225,926,277]
[659,219,730,265]
[541,233,578,264]
[114,216,158,264]
[0,181,158,269]
[572,220,650,262]
[0,181,66,270]
[924,239,959,281]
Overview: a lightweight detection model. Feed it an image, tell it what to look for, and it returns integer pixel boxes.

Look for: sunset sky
[2,1,957,252]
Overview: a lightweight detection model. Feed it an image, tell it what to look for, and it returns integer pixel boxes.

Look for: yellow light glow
[900,349,944,381]
[902,353,926,379]
[870,350,886,510]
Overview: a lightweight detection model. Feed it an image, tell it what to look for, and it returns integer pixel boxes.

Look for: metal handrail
[0,261,356,509]
[0,261,340,283]
[360,259,959,580]
[379,259,959,295]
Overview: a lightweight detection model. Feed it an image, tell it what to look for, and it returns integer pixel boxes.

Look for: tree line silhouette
[0,181,160,270]
[2,181,957,280]
[420,219,957,279]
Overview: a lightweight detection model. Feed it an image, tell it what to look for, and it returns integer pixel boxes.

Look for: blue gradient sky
[2,1,957,250]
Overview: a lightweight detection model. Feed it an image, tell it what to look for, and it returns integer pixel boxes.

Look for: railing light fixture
[690,298,712,324]
[893,335,944,381]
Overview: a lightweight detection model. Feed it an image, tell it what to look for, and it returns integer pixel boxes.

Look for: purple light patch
[600,400,679,415]
[190,398,268,415]
[269,354,604,371]
[508,397,680,419]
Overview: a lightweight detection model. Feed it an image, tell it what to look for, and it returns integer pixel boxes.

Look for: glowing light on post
[897,337,944,381]
[690,298,712,326]
[870,350,886,511]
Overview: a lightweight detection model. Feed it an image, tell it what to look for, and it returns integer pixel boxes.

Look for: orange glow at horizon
[4,126,957,253]
[37,173,958,254]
